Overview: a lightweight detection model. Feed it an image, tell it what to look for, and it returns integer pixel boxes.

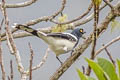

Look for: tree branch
[0,0,38,8]
[103,0,114,9]
[95,36,120,57]
[86,0,99,75]
[50,2,93,25]
[1,0,24,74]
[74,0,113,27]
[10,60,13,80]
[32,48,49,71]
[0,17,6,80]
[104,46,116,67]
[28,43,34,80]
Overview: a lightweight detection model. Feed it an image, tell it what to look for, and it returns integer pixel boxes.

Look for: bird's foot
[56,56,63,65]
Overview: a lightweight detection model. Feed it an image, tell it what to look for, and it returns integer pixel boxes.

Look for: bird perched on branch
[12,23,85,64]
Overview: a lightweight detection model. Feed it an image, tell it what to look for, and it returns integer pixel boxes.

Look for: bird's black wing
[47,33,77,42]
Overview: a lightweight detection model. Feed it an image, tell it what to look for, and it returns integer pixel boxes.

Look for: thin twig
[103,0,114,9]
[86,29,97,75]
[0,0,38,8]
[32,48,49,71]
[50,2,93,25]
[86,66,91,76]
[74,0,113,27]
[0,20,6,80]
[95,36,120,57]
[28,43,34,80]
[86,0,98,75]
[82,66,85,74]
[10,60,13,80]
[7,76,10,80]
[1,0,14,54]
[24,0,66,26]
[0,1,6,80]
[1,0,24,74]
[86,26,97,75]
[104,45,116,67]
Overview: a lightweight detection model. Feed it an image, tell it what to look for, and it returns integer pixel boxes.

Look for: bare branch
[22,0,66,26]
[1,28,17,40]
[10,60,13,80]
[0,0,38,8]
[82,66,85,74]
[32,48,49,71]
[1,27,53,41]
[50,2,93,25]
[95,36,120,57]
[86,0,99,75]
[28,43,34,80]
[104,45,116,67]
[74,0,113,27]
[22,47,49,79]
[103,0,114,9]
[7,76,10,80]
[0,2,6,80]
[1,0,24,73]
[0,19,6,80]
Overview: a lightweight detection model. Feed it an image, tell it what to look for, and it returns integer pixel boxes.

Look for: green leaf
[117,59,120,79]
[76,68,88,80]
[98,58,118,80]
[87,76,96,80]
[85,58,107,80]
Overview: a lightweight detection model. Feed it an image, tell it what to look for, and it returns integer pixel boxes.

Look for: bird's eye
[79,29,83,33]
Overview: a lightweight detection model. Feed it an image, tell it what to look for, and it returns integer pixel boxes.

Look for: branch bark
[0,18,6,80]
[0,0,38,8]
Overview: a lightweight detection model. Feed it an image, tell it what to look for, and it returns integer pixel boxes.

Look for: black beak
[83,31,86,34]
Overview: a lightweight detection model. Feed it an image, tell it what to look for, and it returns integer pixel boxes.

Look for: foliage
[111,19,120,33]
[76,68,96,80]
[52,14,68,32]
[93,0,102,6]
[76,58,120,80]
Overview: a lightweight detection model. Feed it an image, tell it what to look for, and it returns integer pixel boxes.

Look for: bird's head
[71,28,86,39]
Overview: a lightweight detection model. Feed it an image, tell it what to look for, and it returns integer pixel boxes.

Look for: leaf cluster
[77,58,120,80]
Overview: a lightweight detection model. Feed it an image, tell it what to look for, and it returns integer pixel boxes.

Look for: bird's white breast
[43,36,76,56]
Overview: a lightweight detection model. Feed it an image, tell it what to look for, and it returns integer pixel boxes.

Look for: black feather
[47,33,77,42]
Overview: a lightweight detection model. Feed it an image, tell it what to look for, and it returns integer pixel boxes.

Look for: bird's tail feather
[12,23,47,38]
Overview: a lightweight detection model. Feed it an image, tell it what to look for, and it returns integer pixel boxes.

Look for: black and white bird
[12,24,85,63]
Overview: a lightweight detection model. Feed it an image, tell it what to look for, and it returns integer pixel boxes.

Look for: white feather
[11,23,18,28]
[43,36,76,56]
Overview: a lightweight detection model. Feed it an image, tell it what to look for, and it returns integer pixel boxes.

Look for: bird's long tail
[12,23,47,39]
